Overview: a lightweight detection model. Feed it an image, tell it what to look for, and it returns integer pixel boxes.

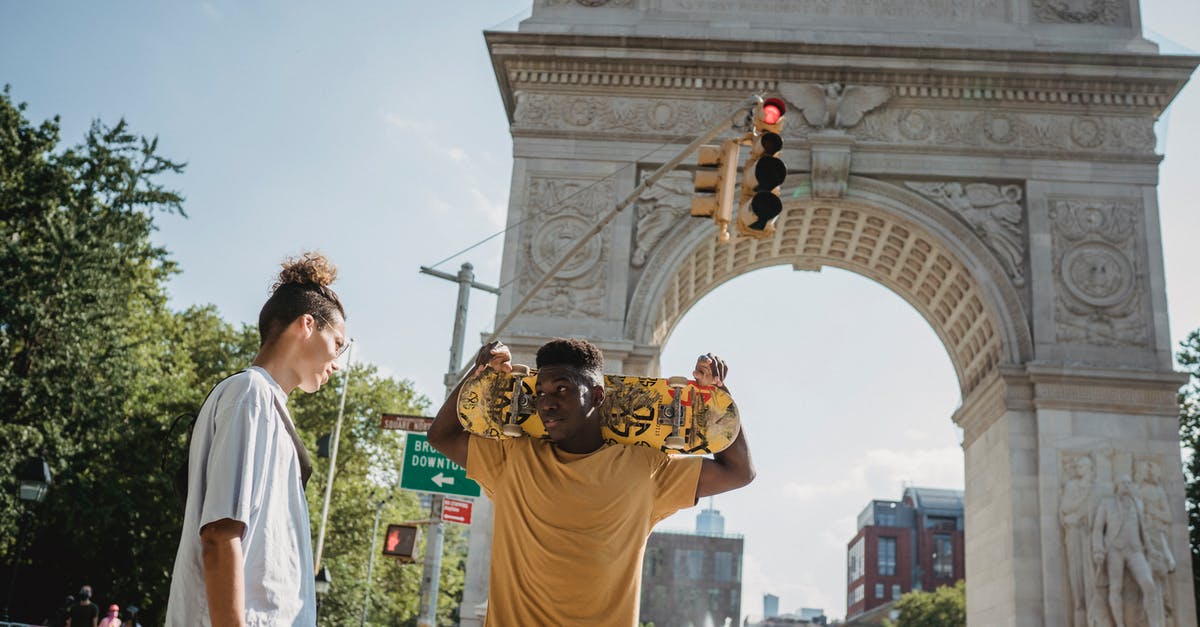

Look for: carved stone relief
[543,0,633,6]
[841,109,1156,155]
[1033,0,1120,25]
[1049,199,1148,347]
[1059,450,1178,627]
[905,181,1027,286]
[511,93,1156,157]
[520,177,612,317]
[662,0,1009,21]
[513,93,725,135]
[633,171,692,268]
[777,83,892,129]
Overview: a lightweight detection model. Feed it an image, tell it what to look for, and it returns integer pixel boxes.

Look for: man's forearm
[714,427,754,483]
[202,531,246,627]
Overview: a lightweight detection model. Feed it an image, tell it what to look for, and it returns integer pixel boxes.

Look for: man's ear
[590,384,605,407]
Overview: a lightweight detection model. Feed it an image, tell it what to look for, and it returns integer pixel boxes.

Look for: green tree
[0,87,463,625]
[1177,328,1200,608]
[883,580,966,627]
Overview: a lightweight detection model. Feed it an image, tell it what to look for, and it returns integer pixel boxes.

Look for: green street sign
[400,433,481,498]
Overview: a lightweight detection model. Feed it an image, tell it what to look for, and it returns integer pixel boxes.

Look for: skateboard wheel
[511,364,531,376]
[502,424,526,437]
[664,435,685,450]
[667,376,688,388]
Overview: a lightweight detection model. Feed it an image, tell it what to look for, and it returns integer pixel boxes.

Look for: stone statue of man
[1092,474,1166,627]
[1135,460,1176,621]
[1060,455,1095,627]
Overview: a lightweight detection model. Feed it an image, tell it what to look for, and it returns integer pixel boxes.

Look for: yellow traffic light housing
[736,98,787,239]
[692,139,741,242]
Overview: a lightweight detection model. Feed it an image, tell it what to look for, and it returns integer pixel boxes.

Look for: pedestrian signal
[383,523,421,563]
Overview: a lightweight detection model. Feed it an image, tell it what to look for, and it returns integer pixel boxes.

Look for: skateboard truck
[502,364,531,437]
[664,376,688,449]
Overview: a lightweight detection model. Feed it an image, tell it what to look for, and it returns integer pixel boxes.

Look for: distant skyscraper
[763,593,779,618]
[696,497,725,535]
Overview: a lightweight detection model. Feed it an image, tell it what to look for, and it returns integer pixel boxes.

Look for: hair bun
[275,251,338,290]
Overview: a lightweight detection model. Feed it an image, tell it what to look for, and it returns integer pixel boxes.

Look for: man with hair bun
[429,338,755,626]
[166,252,349,627]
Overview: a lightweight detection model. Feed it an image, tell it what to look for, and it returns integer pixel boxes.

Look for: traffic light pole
[485,94,761,345]
[418,262,499,627]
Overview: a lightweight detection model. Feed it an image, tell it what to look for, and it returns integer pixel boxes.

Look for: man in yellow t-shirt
[428,338,755,626]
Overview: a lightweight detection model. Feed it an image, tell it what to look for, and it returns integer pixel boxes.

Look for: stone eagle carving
[777,83,892,129]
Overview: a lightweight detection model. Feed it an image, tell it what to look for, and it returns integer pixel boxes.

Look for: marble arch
[629,177,1030,396]
[459,2,1200,625]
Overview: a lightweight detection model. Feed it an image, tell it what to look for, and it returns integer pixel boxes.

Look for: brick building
[639,503,743,627]
[845,487,964,619]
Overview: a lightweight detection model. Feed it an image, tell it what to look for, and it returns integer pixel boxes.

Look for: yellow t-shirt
[467,436,703,626]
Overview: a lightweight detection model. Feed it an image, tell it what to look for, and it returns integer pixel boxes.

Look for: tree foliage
[1177,328,1200,609]
[0,87,457,625]
[883,580,966,627]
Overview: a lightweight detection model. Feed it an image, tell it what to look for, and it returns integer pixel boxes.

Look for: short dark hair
[536,338,604,386]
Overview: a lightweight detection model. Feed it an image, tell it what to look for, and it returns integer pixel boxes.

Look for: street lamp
[314,566,332,623]
[4,457,52,622]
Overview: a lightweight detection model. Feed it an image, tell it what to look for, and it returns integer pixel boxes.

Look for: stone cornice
[486,31,1199,122]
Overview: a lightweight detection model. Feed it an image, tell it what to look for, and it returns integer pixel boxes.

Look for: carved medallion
[1049,199,1147,347]
[1070,117,1105,148]
[531,214,604,279]
[1061,243,1134,307]
[897,109,932,140]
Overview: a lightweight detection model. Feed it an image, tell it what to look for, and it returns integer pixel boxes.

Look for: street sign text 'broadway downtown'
[400,433,481,498]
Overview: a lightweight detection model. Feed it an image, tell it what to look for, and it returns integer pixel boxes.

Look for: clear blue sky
[3,1,1198,619]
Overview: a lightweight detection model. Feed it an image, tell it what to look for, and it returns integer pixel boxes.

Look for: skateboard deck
[457,365,741,455]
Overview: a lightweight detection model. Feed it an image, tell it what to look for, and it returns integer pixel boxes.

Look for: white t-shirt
[166,366,316,627]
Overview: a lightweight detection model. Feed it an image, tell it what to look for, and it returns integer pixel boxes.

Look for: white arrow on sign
[432,472,456,488]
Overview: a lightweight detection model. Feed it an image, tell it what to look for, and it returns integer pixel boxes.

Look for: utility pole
[417,262,499,627]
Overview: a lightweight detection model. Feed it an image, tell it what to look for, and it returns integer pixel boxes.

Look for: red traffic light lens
[761,98,786,125]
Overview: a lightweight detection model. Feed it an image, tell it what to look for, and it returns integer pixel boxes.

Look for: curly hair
[258,251,345,344]
[536,338,604,387]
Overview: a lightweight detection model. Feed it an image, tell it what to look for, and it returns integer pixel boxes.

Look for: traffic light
[692,139,741,242]
[383,523,421,563]
[736,98,787,238]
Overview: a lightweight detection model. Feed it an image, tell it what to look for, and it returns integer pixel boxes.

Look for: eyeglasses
[314,313,350,359]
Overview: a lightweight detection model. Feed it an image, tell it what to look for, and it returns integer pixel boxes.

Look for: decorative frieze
[511,93,1156,157]
[663,0,1008,20]
[1049,199,1148,347]
[905,182,1026,286]
[519,177,613,318]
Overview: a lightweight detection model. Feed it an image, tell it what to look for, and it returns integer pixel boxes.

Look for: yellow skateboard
[457,365,741,454]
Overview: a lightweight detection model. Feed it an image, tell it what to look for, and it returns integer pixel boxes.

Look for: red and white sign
[442,497,473,525]
[379,413,434,432]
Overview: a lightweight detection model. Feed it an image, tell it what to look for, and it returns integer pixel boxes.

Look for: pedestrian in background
[98,604,122,627]
[68,586,99,627]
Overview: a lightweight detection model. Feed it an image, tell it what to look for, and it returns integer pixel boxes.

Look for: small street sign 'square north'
[400,433,481,498]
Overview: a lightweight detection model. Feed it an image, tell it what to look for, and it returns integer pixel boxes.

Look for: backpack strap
[271,393,313,488]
